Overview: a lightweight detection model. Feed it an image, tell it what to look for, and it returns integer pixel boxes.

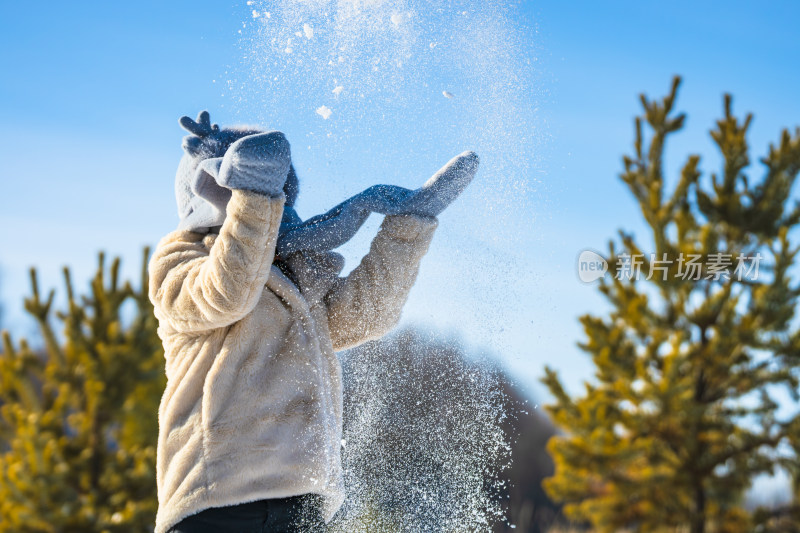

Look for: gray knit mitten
[216,131,291,197]
[339,150,479,218]
[175,111,295,231]
[275,151,478,256]
[391,150,479,218]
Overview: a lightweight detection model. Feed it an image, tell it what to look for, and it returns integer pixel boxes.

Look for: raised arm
[149,190,283,333]
[276,151,478,257]
[322,151,478,350]
[324,214,438,350]
[276,185,412,256]
[149,131,291,333]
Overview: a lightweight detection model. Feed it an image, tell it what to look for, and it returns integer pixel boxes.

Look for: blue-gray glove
[276,151,479,256]
[215,131,291,196]
[175,111,289,231]
[176,111,291,231]
[359,150,479,217]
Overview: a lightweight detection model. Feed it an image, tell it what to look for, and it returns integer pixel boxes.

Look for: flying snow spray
[229,0,542,529]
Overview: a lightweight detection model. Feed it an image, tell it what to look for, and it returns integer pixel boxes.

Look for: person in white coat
[149,112,478,533]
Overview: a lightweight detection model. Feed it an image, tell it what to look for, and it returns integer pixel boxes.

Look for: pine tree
[0,249,164,532]
[542,77,800,532]
[0,267,5,330]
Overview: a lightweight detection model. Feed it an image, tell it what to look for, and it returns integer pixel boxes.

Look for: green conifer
[543,77,800,533]
[0,249,164,532]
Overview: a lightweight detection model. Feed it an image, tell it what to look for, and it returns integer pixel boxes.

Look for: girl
[149,112,477,533]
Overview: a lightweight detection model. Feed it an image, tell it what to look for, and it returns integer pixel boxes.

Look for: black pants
[168,494,327,533]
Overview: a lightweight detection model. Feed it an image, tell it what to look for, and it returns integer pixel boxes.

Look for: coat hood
[174,111,299,232]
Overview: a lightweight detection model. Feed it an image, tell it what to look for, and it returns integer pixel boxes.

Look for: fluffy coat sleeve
[324,214,437,350]
[149,190,284,333]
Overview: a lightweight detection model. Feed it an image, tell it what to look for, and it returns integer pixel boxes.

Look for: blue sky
[1,0,799,440]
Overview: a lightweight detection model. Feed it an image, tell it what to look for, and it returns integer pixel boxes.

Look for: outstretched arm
[324,214,438,351]
[276,185,412,256]
[319,151,478,349]
[276,151,478,256]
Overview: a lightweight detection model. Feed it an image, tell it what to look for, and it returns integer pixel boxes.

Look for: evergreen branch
[23,268,64,367]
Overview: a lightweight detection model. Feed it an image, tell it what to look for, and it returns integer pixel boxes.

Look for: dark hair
[284,164,299,207]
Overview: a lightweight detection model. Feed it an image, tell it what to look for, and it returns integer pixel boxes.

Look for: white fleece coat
[148,189,437,533]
